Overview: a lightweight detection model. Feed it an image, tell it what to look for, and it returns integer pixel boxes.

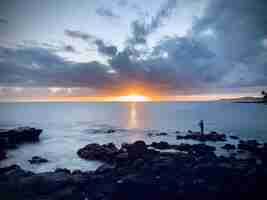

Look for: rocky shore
[1,132,267,200]
[0,127,42,161]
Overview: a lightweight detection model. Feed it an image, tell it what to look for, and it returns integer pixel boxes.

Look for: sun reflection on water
[128,102,137,129]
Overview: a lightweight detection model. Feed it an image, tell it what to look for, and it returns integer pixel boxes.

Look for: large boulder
[124,141,147,159]
[0,127,42,149]
[77,143,118,162]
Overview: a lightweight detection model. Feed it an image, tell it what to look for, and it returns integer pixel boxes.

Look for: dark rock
[0,127,42,150]
[2,139,267,200]
[77,143,118,162]
[115,152,129,162]
[18,171,74,195]
[151,141,170,150]
[0,147,6,160]
[157,132,168,136]
[176,131,226,142]
[238,140,260,152]
[28,156,49,164]
[125,141,147,159]
[95,164,115,174]
[229,135,239,140]
[106,129,116,134]
[55,168,71,174]
[222,144,236,150]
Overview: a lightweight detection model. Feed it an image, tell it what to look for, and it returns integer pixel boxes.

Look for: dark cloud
[64,30,94,41]
[63,45,76,53]
[192,0,267,87]
[0,18,8,24]
[65,29,117,57]
[0,45,116,91]
[95,39,118,56]
[128,0,177,45]
[96,8,120,19]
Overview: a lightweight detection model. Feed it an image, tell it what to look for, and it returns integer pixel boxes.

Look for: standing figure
[199,120,204,135]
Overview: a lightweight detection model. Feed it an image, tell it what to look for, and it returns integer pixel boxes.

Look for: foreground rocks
[1,140,267,200]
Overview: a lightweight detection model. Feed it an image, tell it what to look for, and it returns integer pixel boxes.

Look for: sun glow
[114,94,151,102]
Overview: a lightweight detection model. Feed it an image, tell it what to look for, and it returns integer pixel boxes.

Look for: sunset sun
[115,94,151,102]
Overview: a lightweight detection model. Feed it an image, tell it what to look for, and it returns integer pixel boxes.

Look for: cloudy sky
[0,0,267,101]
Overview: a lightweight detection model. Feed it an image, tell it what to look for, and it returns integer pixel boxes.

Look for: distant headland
[219,90,267,104]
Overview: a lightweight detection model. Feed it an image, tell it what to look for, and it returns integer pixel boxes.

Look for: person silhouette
[199,120,204,135]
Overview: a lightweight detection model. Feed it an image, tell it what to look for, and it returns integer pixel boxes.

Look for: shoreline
[1,128,267,199]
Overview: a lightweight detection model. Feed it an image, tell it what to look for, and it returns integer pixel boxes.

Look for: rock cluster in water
[176,131,227,141]
[0,127,42,160]
[1,137,267,200]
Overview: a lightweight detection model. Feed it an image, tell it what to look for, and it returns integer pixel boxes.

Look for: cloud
[64,30,94,41]
[65,29,117,57]
[191,0,267,87]
[96,8,120,19]
[1,0,267,97]
[117,0,128,7]
[95,39,118,56]
[128,0,177,45]
[63,45,76,53]
[0,18,8,24]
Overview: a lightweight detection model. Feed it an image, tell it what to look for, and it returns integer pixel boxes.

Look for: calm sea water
[0,102,267,172]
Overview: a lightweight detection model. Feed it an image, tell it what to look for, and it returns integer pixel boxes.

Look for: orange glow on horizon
[106,94,151,102]
[3,93,254,102]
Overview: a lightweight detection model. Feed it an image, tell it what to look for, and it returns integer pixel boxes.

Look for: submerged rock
[28,156,49,164]
[229,135,239,140]
[222,144,236,150]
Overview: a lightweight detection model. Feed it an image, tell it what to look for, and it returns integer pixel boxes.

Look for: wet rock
[28,156,49,164]
[106,129,116,134]
[18,171,74,195]
[176,131,226,142]
[238,140,260,152]
[116,152,129,162]
[174,143,216,155]
[77,143,118,162]
[0,127,42,148]
[2,139,267,200]
[229,135,239,140]
[0,147,6,160]
[222,144,236,150]
[157,132,168,136]
[95,164,115,174]
[125,141,147,159]
[151,141,170,150]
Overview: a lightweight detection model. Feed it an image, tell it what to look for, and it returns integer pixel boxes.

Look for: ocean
[0,102,266,172]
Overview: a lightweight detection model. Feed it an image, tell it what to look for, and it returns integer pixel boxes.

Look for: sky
[0,0,267,101]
